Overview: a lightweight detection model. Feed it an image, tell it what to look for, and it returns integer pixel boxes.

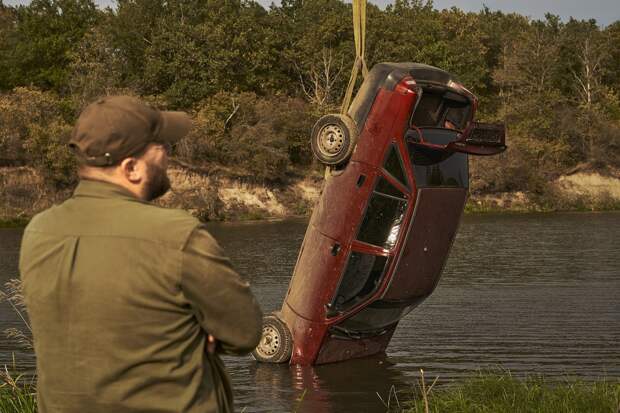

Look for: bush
[23,121,76,188]
[0,88,77,188]
[177,92,316,182]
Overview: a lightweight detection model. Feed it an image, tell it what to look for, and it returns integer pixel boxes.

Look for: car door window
[383,145,409,188]
[358,146,408,249]
[357,192,407,249]
[375,176,404,198]
[330,253,388,312]
[329,145,411,314]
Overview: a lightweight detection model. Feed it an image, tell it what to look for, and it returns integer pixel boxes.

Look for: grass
[0,280,36,413]
[0,370,618,413]
[395,370,620,413]
[0,367,36,413]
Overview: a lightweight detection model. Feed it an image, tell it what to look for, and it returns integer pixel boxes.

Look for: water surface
[1,213,618,412]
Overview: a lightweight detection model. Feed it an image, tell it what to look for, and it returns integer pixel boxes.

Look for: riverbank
[1,165,620,227]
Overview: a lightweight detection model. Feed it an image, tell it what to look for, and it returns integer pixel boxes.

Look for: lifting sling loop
[340,0,368,115]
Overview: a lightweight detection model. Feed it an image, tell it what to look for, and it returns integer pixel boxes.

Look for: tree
[0,88,76,187]
[6,0,99,92]
[134,0,278,108]
[603,21,620,93]
[269,0,353,103]
[296,48,344,108]
[475,8,529,118]
[489,16,573,191]
[0,2,18,90]
[555,19,620,163]
[68,20,126,107]
[106,0,167,91]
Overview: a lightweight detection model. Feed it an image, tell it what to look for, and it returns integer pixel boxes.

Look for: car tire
[311,114,358,166]
[252,314,292,363]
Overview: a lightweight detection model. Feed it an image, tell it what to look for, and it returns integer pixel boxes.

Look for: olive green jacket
[19,179,263,413]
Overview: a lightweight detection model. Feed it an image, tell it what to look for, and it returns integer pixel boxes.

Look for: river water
[1,213,619,412]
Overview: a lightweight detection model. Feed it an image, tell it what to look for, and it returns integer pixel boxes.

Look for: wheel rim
[317,124,345,158]
[255,324,281,358]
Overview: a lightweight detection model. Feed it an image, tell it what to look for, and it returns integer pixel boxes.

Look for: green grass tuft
[403,372,620,413]
[0,371,37,413]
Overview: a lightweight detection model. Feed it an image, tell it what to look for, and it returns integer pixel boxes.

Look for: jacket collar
[73,179,144,202]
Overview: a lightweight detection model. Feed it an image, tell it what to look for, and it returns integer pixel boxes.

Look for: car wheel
[252,314,292,363]
[311,114,358,166]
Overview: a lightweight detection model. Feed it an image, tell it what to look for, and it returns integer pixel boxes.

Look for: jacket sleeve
[181,225,263,355]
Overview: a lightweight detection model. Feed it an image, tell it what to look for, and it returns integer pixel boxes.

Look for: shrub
[0,88,77,188]
[177,92,316,182]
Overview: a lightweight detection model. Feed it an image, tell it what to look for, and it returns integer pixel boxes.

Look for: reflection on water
[237,356,411,412]
[1,213,619,412]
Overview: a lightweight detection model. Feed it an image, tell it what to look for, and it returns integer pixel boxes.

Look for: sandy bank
[1,166,619,225]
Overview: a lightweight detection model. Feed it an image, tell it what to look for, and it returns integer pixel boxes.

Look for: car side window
[383,145,409,188]
[329,145,411,314]
[357,145,409,249]
[330,253,388,312]
[375,176,403,198]
[357,192,407,249]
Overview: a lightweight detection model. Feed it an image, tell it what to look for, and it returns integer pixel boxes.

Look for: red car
[253,63,505,365]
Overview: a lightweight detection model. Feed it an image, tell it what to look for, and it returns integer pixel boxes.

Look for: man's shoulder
[132,202,199,225]
[110,202,202,247]
[27,199,202,250]
[24,202,64,233]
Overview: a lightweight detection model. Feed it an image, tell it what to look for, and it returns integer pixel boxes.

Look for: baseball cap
[69,96,192,166]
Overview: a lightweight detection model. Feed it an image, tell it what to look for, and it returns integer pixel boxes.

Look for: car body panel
[277,62,505,365]
[315,326,397,365]
[383,187,467,301]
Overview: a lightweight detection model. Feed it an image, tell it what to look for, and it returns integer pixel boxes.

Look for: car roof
[372,62,453,84]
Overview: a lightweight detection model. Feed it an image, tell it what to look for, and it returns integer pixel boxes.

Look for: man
[19,96,263,413]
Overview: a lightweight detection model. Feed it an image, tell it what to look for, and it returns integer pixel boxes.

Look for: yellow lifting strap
[340,0,369,115]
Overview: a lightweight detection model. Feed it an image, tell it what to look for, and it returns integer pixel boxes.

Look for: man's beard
[144,162,171,201]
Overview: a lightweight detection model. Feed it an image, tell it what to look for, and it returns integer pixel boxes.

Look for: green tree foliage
[0,0,99,92]
[0,0,617,188]
[489,16,572,191]
[178,92,315,181]
[603,21,620,94]
[272,0,354,105]
[68,19,126,107]
[0,88,76,187]
[143,0,278,108]
[0,3,17,90]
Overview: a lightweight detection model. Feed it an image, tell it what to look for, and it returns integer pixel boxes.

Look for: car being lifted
[253,62,506,365]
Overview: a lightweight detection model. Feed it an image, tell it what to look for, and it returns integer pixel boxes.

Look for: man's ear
[119,157,143,184]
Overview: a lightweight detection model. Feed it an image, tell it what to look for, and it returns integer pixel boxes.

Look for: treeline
[0,0,619,195]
